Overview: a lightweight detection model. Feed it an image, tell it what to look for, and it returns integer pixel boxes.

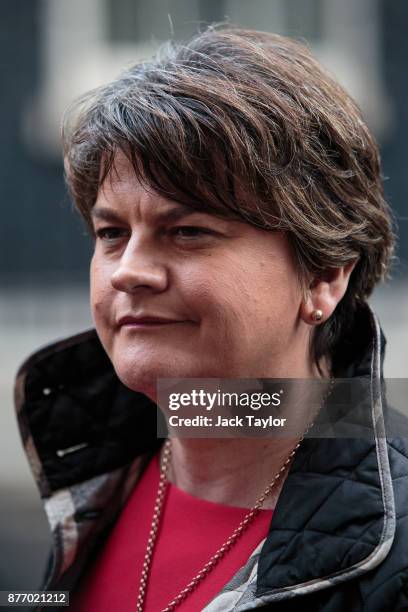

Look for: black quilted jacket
[14,302,408,611]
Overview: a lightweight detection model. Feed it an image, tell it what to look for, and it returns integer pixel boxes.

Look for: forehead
[94,150,240,223]
[94,152,219,225]
[98,151,150,199]
[96,152,174,208]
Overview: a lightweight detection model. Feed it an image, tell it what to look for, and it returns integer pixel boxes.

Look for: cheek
[209,250,301,336]
[192,261,255,333]
[91,288,110,325]
[90,258,112,328]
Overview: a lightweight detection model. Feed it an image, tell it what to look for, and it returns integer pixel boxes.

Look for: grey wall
[0,1,92,287]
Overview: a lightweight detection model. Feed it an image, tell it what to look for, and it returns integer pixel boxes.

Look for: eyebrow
[90,203,200,224]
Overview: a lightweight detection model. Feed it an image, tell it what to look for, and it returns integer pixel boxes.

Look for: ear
[299,260,358,325]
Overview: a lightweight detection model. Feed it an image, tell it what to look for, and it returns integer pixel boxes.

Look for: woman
[15,26,408,611]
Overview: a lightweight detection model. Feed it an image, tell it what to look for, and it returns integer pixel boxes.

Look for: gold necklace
[136,379,334,612]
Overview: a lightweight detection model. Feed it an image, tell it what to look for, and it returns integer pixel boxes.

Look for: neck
[162,437,301,509]
[160,356,332,509]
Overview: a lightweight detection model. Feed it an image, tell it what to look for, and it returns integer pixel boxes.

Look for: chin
[116,370,158,400]
[112,353,197,398]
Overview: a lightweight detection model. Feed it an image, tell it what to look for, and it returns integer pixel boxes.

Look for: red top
[71,449,274,611]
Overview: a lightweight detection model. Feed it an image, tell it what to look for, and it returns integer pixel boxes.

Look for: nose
[110,238,168,294]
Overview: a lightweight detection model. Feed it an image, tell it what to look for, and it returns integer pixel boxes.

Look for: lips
[117,315,186,327]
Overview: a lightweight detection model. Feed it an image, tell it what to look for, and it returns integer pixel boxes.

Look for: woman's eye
[95,227,126,241]
[171,226,213,239]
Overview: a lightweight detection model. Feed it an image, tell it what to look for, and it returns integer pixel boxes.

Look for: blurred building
[1,0,407,287]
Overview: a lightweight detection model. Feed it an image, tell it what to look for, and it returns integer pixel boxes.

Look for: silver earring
[312,309,323,322]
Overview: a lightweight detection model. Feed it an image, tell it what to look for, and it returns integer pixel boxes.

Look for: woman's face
[90,155,310,399]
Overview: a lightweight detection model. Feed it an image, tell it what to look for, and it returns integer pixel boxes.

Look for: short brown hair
[63,25,396,374]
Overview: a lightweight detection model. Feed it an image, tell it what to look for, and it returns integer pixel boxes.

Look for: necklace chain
[136,378,334,612]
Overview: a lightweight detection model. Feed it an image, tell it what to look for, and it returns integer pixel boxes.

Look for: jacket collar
[14,302,395,607]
